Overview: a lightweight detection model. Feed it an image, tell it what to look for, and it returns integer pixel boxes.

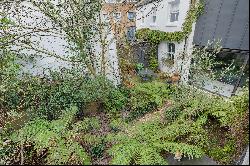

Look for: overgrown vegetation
[1,0,249,165]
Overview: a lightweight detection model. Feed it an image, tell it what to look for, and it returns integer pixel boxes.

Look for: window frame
[167,43,176,61]
[113,12,122,22]
[168,0,180,23]
[127,11,136,21]
[152,7,157,23]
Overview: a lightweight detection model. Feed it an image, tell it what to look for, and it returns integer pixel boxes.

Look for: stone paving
[242,146,249,165]
[166,155,217,165]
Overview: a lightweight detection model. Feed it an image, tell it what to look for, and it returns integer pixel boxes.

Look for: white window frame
[167,43,175,61]
[167,0,180,26]
[150,7,157,26]
[113,12,122,22]
[127,11,136,21]
[103,13,110,23]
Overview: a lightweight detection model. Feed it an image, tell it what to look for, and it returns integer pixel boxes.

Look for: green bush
[107,118,204,165]
[104,88,127,114]
[207,138,236,164]
[109,118,128,132]
[127,81,173,120]
[72,117,101,133]
[1,60,117,120]
[0,106,91,165]
[164,104,183,124]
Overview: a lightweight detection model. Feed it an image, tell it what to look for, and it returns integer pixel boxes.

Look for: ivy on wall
[135,1,204,71]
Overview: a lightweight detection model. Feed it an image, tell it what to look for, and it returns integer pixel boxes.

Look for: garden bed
[0,70,249,165]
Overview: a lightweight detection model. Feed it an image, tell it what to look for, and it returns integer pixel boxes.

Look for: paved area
[242,146,249,165]
[166,155,217,165]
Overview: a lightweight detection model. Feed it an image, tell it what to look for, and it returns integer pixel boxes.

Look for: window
[167,43,175,60]
[113,12,121,21]
[103,13,110,22]
[170,0,180,22]
[152,7,157,23]
[127,26,136,41]
[128,11,136,21]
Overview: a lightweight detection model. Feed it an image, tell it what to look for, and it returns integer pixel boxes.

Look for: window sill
[150,23,157,27]
[166,23,178,27]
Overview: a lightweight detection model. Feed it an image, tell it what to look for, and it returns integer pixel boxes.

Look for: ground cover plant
[1,55,249,164]
[1,1,249,165]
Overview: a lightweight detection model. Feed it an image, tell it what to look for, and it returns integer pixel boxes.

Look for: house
[102,0,138,41]
[192,0,249,97]
[135,0,198,80]
[135,0,249,97]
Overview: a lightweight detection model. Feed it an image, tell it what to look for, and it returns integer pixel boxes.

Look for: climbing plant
[135,1,204,71]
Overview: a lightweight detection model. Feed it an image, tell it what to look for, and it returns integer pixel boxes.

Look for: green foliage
[72,117,101,133]
[1,61,117,120]
[167,85,249,164]
[164,104,183,124]
[109,118,127,132]
[90,141,106,158]
[104,88,127,114]
[0,106,91,165]
[207,138,236,164]
[135,63,144,71]
[148,47,159,71]
[107,116,205,165]
[127,81,173,120]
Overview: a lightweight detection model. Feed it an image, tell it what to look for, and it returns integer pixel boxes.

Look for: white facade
[136,0,196,81]
[3,1,121,85]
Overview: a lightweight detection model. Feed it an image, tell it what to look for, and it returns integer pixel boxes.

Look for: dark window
[170,11,179,22]
[168,43,175,60]
[127,26,136,41]
[128,12,136,21]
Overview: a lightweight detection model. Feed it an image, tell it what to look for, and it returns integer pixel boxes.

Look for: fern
[107,115,207,165]
[154,142,204,159]
[5,106,91,165]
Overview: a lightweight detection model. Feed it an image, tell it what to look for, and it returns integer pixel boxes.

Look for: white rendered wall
[158,41,185,74]
[4,1,121,85]
[136,0,191,32]
[136,0,191,76]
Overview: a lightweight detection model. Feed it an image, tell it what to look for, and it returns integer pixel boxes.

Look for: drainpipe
[180,36,188,82]
[231,53,249,96]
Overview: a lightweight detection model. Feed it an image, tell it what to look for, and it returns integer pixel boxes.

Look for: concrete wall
[193,0,249,50]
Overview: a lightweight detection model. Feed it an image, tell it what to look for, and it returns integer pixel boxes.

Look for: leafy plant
[135,63,144,72]
[127,81,173,120]
[164,104,183,124]
[104,88,127,114]
[72,117,101,133]
[107,117,204,165]
[0,106,91,165]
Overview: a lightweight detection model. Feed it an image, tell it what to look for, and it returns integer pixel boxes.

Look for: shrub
[72,117,101,133]
[104,88,127,114]
[1,64,117,120]
[164,104,183,124]
[107,118,204,165]
[0,106,91,165]
[127,81,173,120]
[108,118,128,132]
